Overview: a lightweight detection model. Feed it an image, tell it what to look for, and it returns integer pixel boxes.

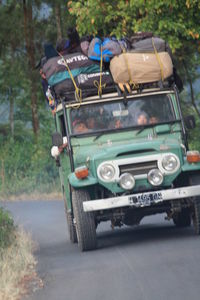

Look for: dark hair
[80,35,93,43]
[44,43,58,59]
[67,27,80,45]
[56,38,70,53]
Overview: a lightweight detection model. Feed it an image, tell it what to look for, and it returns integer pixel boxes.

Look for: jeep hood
[72,134,183,167]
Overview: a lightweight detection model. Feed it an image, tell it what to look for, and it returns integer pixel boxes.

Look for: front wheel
[72,189,97,251]
[63,194,77,243]
[189,174,200,235]
[172,208,191,227]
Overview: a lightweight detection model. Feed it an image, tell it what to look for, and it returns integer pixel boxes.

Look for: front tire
[66,210,78,243]
[72,189,97,251]
[63,195,77,243]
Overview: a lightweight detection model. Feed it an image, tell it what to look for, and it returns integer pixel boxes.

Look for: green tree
[68,0,200,50]
[0,1,75,196]
[69,0,200,120]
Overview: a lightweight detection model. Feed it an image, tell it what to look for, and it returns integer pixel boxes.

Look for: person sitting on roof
[66,27,81,53]
[44,43,58,60]
[56,38,70,56]
[36,55,57,115]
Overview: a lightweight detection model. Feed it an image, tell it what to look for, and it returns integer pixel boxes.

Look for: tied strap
[152,37,164,81]
[123,52,139,90]
[57,53,82,107]
[93,45,106,97]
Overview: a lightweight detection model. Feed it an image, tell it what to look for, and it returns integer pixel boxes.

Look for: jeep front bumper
[83,185,200,212]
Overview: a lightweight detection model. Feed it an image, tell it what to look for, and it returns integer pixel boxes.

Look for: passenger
[44,43,58,59]
[149,116,159,124]
[114,119,123,128]
[36,56,47,94]
[137,113,148,125]
[56,38,70,56]
[108,118,123,129]
[66,28,81,53]
[73,119,89,133]
[87,117,96,130]
[51,140,68,159]
[36,56,57,115]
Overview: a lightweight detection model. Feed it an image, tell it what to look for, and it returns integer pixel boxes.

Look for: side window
[59,115,66,137]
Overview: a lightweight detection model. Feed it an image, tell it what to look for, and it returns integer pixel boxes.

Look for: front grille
[119,161,157,176]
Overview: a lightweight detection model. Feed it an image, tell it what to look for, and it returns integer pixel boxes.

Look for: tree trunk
[54,3,63,40]
[23,0,39,138]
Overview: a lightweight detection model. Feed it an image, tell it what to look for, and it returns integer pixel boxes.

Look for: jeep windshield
[70,93,176,136]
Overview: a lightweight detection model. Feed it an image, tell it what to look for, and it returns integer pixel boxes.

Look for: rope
[123,53,139,90]
[57,52,82,108]
[152,37,164,81]
[93,45,106,97]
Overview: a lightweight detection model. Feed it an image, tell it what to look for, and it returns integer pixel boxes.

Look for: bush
[0,127,60,197]
[0,208,15,249]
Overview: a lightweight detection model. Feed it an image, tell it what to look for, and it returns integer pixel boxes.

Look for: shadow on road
[97,221,195,250]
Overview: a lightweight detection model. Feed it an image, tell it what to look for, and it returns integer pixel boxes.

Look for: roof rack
[59,75,174,102]
[56,86,175,112]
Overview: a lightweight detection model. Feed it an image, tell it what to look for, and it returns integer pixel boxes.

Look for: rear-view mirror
[52,132,63,147]
[184,115,196,130]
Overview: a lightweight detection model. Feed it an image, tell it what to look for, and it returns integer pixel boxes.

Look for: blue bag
[88,37,122,63]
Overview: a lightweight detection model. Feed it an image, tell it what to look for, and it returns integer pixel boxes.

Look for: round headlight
[119,173,135,190]
[99,164,115,182]
[162,155,178,172]
[148,169,163,186]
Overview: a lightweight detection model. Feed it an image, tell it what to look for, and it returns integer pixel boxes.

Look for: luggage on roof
[110,52,173,85]
[42,52,114,99]
[131,37,173,60]
[88,37,122,63]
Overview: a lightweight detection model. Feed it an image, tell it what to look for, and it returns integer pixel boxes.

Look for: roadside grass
[0,208,42,300]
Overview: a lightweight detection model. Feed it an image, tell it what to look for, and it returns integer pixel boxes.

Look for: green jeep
[52,86,200,251]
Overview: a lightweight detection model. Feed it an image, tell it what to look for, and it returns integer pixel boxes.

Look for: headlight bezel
[119,173,135,190]
[161,154,180,173]
[97,163,117,182]
[147,169,164,186]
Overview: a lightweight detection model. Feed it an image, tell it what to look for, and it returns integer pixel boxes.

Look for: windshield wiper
[93,128,121,141]
[136,120,181,135]
[136,124,155,135]
[93,131,107,141]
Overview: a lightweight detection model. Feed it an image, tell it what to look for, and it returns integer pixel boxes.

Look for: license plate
[128,192,163,207]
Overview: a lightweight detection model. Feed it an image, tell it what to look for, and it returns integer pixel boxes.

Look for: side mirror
[52,132,63,147]
[184,115,196,130]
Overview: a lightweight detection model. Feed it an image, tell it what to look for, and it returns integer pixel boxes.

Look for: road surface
[2,200,200,300]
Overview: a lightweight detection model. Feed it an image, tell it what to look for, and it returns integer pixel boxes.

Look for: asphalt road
[2,200,200,300]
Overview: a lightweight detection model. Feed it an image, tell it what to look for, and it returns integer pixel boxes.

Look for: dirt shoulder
[0,228,43,300]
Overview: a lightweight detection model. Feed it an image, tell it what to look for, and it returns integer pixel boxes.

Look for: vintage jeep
[52,86,200,251]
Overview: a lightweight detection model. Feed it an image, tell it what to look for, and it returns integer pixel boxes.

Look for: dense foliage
[0,125,59,196]
[0,0,199,197]
[0,208,15,248]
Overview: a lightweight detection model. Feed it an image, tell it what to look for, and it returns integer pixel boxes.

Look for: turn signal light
[75,166,89,179]
[187,151,200,163]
